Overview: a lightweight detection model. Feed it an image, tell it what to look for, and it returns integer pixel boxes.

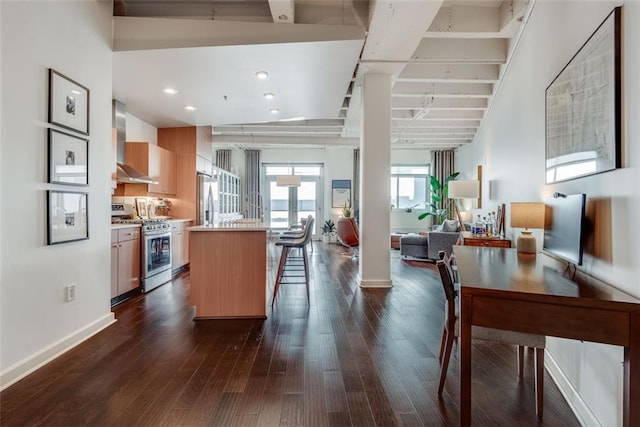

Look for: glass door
[263,164,322,234]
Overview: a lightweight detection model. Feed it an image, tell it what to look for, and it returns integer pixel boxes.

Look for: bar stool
[272,217,314,307]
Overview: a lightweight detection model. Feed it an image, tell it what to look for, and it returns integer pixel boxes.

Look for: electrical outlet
[66,284,76,302]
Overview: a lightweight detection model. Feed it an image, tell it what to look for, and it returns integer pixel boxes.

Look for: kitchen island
[188,222,269,319]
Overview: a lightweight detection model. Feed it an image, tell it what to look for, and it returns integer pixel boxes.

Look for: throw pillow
[442,219,460,232]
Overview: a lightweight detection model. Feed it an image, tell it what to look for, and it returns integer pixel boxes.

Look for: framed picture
[545,7,621,184]
[332,179,351,208]
[136,198,148,219]
[496,203,506,236]
[48,69,90,135]
[47,190,88,245]
[48,129,88,186]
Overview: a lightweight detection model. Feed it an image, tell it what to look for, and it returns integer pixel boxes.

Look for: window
[390,165,430,210]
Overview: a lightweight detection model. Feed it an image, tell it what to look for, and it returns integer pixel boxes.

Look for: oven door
[143,231,172,278]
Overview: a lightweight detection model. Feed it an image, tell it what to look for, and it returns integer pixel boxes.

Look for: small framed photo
[48,129,88,186]
[47,190,88,245]
[48,69,90,135]
[136,198,148,219]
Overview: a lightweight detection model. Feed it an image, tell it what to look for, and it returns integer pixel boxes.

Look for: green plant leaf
[430,175,442,191]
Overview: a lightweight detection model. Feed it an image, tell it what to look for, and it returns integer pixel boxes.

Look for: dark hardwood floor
[1,241,580,426]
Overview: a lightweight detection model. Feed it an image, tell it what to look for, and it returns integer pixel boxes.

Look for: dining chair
[436,254,546,419]
[279,214,313,252]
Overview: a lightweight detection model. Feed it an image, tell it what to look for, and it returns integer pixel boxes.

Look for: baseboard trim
[0,312,116,391]
[358,276,393,288]
[545,351,600,426]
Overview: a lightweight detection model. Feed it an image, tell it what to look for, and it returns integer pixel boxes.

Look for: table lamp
[510,202,545,254]
[448,180,480,231]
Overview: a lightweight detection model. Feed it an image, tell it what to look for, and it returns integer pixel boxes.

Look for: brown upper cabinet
[158,126,213,220]
[115,142,177,196]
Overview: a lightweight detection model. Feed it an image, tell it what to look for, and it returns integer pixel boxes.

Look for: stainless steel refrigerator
[196,173,218,225]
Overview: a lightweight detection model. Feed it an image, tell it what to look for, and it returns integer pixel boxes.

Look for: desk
[453,246,640,427]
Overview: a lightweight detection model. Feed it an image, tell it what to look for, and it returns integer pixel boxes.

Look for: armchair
[336,217,359,259]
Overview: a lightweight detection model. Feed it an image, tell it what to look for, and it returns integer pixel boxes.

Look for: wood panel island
[188,222,269,319]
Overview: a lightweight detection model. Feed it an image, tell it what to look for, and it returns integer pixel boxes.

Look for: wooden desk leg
[623,313,640,427]
[460,294,473,427]
[535,348,544,420]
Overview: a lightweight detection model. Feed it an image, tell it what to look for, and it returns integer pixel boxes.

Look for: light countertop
[110,223,142,230]
[189,221,269,232]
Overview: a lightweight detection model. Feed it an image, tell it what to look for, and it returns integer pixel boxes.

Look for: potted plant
[418,172,459,226]
[342,200,352,218]
[321,219,336,243]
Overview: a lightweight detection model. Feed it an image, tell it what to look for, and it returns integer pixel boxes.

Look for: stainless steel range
[112,218,172,292]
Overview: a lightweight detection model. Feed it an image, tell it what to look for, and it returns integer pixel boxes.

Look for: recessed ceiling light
[264,93,275,100]
[255,71,269,80]
[269,108,279,114]
[163,87,178,95]
[184,105,197,111]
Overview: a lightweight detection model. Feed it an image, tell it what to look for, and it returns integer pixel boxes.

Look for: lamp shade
[276,175,301,187]
[448,180,479,199]
[510,202,545,229]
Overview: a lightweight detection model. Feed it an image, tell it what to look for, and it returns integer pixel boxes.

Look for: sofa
[400,220,469,260]
[400,231,461,260]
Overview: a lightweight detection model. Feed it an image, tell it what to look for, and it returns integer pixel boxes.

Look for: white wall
[126,113,157,144]
[0,1,115,389]
[456,2,639,425]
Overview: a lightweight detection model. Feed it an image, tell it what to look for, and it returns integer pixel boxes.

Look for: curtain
[216,149,231,172]
[431,150,455,219]
[352,148,360,220]
[244,150,261,219]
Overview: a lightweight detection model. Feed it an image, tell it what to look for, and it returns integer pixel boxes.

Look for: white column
[359,73,392,288]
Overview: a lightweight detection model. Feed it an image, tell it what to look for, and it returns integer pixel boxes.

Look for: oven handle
[143,231,172,238]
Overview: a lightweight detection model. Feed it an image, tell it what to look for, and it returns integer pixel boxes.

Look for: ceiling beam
[113,17,366,51]
[268,0,295,24]
[411,38,507,64]
[422,110,484,120]
[392,119,481,128]
[213,134,360,146]
[392,127,477,135]
[392,139,471,146]
[215,119,345,130]
[398,63,499,83]
[392,82,493,98]
[391,97,487,110]
[117,1,273,21]
[427,4,501,34]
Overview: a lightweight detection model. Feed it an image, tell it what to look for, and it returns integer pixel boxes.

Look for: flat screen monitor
[543,193,586,265]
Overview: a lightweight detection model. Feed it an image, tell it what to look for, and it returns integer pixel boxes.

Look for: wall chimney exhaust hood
[116,163,158,184]
[113,99,158,185]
